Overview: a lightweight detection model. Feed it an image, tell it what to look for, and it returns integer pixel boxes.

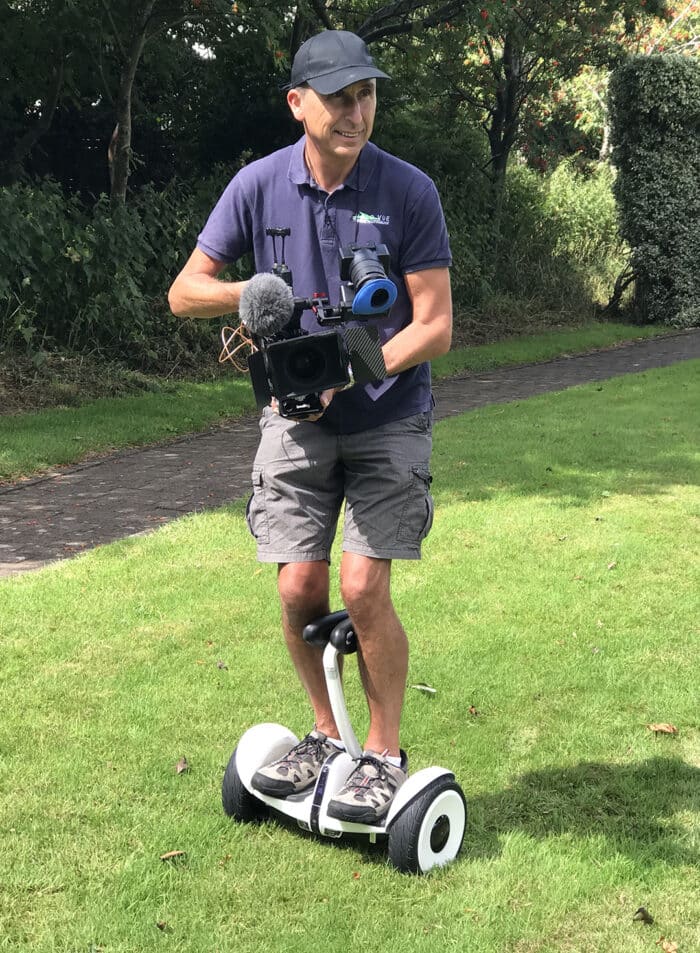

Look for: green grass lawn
[0,321,669,482]
[1,361,698,952]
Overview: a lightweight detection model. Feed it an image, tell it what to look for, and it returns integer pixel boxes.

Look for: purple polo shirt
[197,137,451,433]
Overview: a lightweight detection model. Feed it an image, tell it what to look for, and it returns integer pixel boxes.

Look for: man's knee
[340,555,392,622]
[277,561,330,620]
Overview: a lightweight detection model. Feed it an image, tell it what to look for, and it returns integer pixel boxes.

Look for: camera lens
[349,247,386,289]
[267,333,350,398]
[283,343,327,387]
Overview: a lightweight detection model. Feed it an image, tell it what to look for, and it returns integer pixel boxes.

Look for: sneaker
[326,749,408,824]
[251,730,338,797]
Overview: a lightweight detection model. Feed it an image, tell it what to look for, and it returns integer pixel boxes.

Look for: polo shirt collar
[288,136,378,192]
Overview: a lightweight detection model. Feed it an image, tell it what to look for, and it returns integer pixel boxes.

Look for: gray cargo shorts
[245,408,434,563]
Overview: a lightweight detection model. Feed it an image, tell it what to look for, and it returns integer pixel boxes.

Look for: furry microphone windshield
[239,273,295,338]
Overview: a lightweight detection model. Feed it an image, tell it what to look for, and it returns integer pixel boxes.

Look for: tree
[101,0,235,205]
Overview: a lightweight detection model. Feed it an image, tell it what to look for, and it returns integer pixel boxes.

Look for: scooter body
[222,611,467,873]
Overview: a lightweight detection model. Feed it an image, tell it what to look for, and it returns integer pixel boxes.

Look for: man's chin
[333,135,366,153]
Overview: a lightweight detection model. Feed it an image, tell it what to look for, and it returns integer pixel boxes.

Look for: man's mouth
[335,130,362,139]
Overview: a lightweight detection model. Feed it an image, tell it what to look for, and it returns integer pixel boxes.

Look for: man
[168,30,452,824]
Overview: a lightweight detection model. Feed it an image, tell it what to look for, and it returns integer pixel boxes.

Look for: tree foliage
[0,0,693,362]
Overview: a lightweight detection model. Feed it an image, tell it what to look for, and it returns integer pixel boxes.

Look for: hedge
[609,54,700,328]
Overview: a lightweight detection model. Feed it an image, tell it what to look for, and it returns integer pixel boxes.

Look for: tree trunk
[109,1,156,207]
[483,33,522,277]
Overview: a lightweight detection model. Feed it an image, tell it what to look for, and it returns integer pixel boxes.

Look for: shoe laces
[280,732,327,766]
[345,752,390,793]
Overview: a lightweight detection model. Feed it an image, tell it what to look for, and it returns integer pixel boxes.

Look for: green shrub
[0,137,627,366]
[0,170,242,367]
[480,160,621,318]
[543,159,620,264]
[377,108,494,308]
[609,54,700,327]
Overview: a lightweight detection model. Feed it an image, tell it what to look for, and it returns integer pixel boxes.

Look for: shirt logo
[353,211,390,226]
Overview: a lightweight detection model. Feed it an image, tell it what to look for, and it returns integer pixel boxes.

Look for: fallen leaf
[607,561,618,570]
[159,850,186,862]
[633,906,654,924]
[217,660,228,670]
[411,683,436,695]
[468,705,479,716]
[352,871,361,879]
[656,939,679,953]
[156,921,172,932]
[647,723,678,735]
[175,756,189,774]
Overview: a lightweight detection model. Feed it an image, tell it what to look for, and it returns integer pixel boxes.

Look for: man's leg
[339,552,408,757]
[276,560,340,739]
[325,551,409,822]
[251,560,341,797]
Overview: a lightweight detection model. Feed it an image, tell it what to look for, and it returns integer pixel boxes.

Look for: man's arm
[168,248,248,319]
[381,267,452,376]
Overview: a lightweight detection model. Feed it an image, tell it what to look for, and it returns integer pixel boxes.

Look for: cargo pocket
[245,468,270,544]
[397,466,434,544]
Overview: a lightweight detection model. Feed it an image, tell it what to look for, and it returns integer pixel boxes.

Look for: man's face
[287,79,377,166]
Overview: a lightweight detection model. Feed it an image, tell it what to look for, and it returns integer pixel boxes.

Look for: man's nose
[345,97,363,122]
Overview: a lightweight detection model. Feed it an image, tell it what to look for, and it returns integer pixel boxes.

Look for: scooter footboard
[234,723,299,789]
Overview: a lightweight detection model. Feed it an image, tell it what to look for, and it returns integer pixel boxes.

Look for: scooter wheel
[222,747,269,823]
[388,777,466,874]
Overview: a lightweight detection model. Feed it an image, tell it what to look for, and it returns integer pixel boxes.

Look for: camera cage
[222,227,394,419]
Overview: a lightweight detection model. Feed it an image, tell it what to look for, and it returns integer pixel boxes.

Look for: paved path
[1,330,698,578]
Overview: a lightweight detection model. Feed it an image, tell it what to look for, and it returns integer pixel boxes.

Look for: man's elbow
[167,283,190,319]
[433,317,452,357]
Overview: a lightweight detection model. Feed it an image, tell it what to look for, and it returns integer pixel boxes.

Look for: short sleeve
[399,179,452,275]
[197,173,254,264]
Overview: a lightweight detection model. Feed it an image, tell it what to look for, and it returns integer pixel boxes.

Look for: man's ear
[287,88,304,121]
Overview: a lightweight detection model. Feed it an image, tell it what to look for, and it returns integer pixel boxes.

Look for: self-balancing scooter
[222,610,467,874]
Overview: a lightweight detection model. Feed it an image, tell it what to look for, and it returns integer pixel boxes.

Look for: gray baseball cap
[283,30,390,95]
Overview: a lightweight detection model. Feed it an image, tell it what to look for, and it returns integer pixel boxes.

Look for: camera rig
[266,227,397,325]
[233,227,394,419]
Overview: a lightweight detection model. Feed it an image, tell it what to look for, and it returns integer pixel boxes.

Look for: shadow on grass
[234,756,698,872]
[465,756,699,867]
[257,756,698,871]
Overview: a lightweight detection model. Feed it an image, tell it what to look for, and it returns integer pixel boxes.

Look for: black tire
[222,748,269,823]
[388,777,466,874]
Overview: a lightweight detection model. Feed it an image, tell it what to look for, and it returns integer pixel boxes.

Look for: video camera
[236,227,395,419]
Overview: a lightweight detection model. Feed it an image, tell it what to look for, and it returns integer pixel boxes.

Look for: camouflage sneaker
[251,730,338,797]
[326,749,408,824]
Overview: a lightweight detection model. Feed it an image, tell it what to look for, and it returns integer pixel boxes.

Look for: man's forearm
[382,314,452,377]
[168,273,246,319]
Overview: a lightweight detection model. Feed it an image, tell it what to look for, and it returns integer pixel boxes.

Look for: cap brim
[284,66,389,95]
